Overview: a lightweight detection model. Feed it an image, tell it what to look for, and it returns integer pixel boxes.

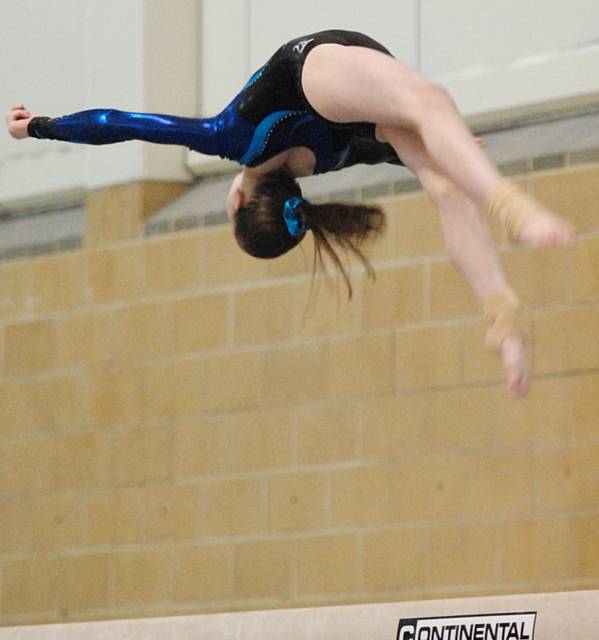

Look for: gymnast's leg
[302,45,576,248]
[384,126,529,397]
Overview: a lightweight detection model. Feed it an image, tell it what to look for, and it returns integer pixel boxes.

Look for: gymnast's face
[227,171,257,223]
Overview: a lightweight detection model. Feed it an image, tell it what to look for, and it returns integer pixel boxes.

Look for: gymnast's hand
[6,104,34,139]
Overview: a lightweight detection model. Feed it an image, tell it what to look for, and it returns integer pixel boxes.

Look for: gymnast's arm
[25,108,223,156]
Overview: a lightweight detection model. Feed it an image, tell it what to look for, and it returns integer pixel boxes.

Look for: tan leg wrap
[483,179,541,242]
[483,288,526,351]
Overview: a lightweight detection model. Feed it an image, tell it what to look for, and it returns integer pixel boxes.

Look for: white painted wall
[1,0,599,203]
[0,0,89,202]
[0,0,198,205]
[423,0,599,124]
[422,0,599,75]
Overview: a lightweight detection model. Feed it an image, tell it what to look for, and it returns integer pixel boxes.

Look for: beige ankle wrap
[483,288,526,351]
[483,179,540,242]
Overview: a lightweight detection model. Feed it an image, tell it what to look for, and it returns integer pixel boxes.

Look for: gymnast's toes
[500,335,530,398]
[517,210,576,248]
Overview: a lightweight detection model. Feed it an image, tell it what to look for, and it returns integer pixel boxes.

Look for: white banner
[397,612,537,640]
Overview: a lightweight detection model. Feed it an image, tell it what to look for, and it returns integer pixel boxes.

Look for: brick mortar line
[0,226,598,326]
[0,375,596,441]
[0,428,596,489]
[0,458,595,511]
[1,364,598,440]
[0,577,594,614]
[2,580,596,628]
[1,235,598,329]
[2,505,597,564]
[1,301,599,386]
[1,434,595,482]
[0,350,598,386]
[0,249,443,317]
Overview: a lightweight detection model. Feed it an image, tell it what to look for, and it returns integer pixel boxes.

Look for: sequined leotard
[28,30,403,175]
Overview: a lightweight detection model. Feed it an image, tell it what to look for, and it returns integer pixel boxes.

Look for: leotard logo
[293,38,315,54]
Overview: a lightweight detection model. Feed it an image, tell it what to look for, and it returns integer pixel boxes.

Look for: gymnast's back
[237,29,392,122]
[225,29,402,172]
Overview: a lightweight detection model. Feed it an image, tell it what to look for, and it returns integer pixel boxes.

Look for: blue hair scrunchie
[283,196,310,238]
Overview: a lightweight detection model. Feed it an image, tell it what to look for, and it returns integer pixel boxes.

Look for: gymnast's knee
[408,81,458,129]
[422,175,464,210]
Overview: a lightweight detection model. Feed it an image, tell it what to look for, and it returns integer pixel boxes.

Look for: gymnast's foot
[484,180,576,248]
[500,334,529,398]
[517,207,576,248]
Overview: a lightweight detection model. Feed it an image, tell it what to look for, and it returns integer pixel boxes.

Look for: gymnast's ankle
[483,286,527,352]
[482,179,539,243]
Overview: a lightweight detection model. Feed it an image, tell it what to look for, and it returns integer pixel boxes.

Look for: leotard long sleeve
[28,109,223,156]
[28,30,403,175]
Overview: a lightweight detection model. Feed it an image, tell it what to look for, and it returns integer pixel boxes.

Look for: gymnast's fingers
[9,104,29,114]
[7,109,30,124]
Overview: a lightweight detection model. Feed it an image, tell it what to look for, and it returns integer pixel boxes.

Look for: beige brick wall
[0,164,598,626]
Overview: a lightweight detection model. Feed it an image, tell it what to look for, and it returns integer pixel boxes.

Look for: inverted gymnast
[6,29,576,398]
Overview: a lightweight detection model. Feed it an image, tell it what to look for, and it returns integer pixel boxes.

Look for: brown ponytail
[233,168,385,299]
[301,200,385,299]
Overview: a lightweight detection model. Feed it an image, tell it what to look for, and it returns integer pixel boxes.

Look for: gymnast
[6,29,576,398]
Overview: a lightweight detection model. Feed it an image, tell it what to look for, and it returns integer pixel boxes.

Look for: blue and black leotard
[28,29,403,175]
